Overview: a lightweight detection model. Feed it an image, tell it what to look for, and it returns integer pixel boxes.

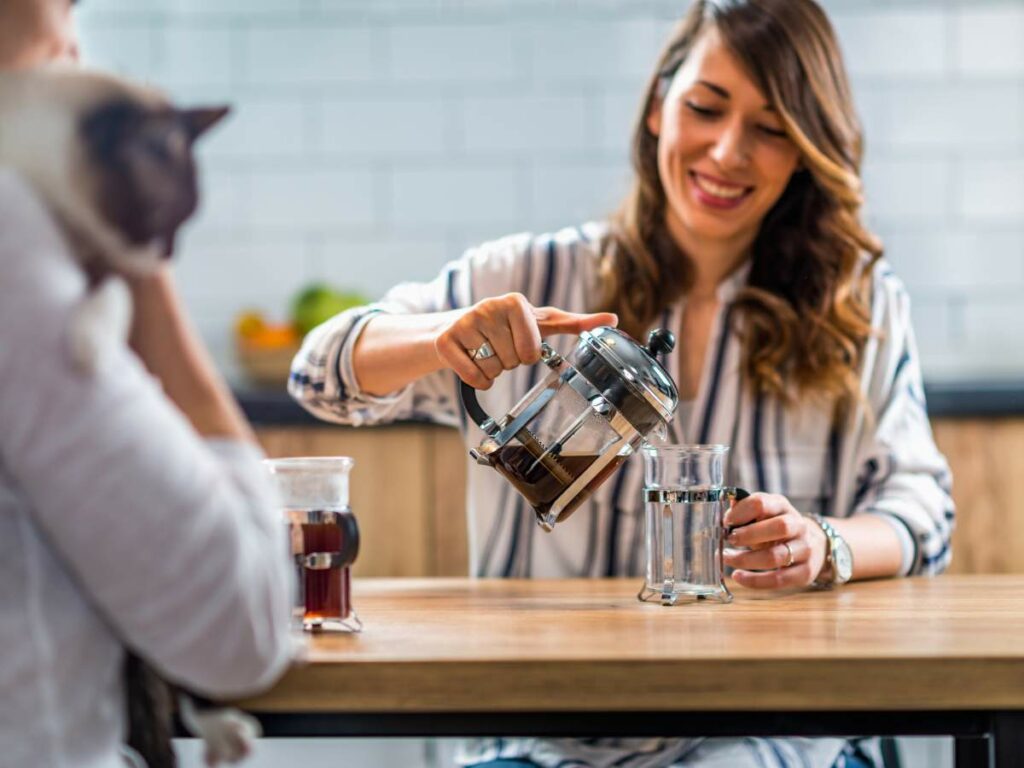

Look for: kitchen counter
[236,379,1024,425]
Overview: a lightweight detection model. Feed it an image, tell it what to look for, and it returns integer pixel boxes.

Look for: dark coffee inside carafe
[492,446,627,525]
[300,517,352,621]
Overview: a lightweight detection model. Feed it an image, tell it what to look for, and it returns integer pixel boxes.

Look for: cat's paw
[67,276,132,374]
[179,696,262,766]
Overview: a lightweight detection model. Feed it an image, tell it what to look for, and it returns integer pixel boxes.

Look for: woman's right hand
[434,292,617,389]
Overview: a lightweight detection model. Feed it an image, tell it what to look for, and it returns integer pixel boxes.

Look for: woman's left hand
[722,493,828,590]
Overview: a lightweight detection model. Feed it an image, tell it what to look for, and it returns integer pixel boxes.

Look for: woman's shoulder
[462,222,609,298]
[863,255,913,333]
[467,222,608,264]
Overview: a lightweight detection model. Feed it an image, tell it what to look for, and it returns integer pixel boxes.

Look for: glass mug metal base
[301,609,363,633]
[637,582,732,606]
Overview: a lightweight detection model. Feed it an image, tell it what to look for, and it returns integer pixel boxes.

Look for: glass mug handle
[723,487,751,536]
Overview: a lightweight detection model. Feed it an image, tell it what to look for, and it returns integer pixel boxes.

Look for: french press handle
[460,380,491,431]
[459,342,562,433]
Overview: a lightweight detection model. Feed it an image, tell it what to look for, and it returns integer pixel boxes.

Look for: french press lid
[573,327,679,433]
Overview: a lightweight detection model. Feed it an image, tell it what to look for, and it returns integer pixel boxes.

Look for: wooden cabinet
[257,424,467,578]
[933,419,1024,575]
[257,418,1024,578]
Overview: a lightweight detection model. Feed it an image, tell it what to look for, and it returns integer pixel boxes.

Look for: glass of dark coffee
[265,457,361,633]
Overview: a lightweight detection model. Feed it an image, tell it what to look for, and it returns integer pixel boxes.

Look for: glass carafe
[264,457,362,632]
[462,327,678,531]
[639,444,748,605]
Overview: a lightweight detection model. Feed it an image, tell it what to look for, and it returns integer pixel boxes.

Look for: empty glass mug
[264,457,362,632]
[639,444,748,605]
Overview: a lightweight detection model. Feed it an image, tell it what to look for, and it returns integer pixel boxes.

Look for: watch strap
[809,514,848,588]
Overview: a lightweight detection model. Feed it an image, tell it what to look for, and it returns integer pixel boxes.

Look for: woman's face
[647,27,801,249]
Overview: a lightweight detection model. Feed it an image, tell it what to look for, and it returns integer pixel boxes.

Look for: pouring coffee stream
[461,327,679,531]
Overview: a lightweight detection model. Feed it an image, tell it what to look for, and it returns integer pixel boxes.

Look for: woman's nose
[708,120,750,171]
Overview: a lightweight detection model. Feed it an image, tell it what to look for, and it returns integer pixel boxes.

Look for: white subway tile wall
[74,0,1024,382]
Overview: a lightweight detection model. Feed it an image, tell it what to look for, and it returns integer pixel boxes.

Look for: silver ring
[469,342,495,361]
[782,542,795,568]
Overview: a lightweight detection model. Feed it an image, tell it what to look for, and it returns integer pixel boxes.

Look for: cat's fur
[0,67,255,767]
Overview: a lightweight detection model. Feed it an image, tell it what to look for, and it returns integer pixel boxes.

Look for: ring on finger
[782,541,795,568]
[468,341,496,361]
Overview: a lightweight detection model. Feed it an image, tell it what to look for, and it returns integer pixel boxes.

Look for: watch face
[834,541,853,582]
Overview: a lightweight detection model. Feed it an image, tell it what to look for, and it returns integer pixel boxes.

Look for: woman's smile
[687,169,753,210]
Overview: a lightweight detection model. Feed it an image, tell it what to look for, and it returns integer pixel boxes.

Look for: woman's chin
[679,211,753,243]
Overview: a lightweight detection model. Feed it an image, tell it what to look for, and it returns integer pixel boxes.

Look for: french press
[461,327,679,531]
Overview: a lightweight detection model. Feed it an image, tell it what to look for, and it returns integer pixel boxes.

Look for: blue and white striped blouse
[289,222,953,768]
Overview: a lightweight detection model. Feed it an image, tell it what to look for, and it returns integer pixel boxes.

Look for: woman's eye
[685,101,719,117]
[757,125,788,138]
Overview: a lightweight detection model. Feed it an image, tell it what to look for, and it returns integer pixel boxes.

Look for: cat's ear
[179,106,230,142]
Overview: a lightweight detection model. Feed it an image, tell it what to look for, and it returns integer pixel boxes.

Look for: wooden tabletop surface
[238,576,1024,713]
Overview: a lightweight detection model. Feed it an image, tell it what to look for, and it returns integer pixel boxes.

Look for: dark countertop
[236,380,1024,426]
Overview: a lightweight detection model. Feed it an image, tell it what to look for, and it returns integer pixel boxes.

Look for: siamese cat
[0,65,226,372]
[0,67,258,767]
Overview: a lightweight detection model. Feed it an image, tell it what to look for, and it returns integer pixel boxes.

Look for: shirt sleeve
[844,267,955,576]
[288,231,537,428]
[0,173,294,698]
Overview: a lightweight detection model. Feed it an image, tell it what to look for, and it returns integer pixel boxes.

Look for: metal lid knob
[645,329,675,358]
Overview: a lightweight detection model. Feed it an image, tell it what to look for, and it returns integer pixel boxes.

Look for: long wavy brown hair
[600,0,882,408]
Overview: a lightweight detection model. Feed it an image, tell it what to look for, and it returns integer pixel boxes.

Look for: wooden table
[238,577,1024,767]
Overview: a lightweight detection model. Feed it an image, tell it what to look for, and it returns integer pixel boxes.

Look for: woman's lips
[688,170,753,210]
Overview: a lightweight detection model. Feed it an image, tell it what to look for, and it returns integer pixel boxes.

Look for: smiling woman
[289,1,953,767]
[602,0,881,409]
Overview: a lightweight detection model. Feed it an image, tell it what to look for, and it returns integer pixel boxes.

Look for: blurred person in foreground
[0,2,293,766]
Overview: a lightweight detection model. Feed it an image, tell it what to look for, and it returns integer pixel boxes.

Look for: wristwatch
[810,514,853,588]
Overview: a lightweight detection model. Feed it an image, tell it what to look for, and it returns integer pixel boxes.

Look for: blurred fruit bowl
[232,284,369,389]
[233,311,301,388]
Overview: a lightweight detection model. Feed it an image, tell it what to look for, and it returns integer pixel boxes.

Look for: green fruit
[291,283,369,335]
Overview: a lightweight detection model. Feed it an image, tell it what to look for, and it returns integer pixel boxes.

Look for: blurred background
[73,1,1022,766]
[75,0,1024,386]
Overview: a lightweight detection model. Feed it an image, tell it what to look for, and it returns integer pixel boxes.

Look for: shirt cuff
[337,309,412,405]
[864,510,917,577]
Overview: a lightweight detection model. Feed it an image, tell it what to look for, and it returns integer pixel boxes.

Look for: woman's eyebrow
[695,80,776,112]
[696,80,730,98]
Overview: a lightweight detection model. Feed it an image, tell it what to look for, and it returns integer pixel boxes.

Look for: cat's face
[80,99,228,261]
[0,67,227,274]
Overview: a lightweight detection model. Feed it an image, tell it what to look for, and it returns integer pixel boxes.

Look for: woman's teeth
[693,173,748,199]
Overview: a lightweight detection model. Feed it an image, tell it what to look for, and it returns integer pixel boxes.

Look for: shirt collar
[714,258,752,303]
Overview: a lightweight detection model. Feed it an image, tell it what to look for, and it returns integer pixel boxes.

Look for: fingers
[724,537,810,572]
[434,293,544,389]
[534,306,618,337]
[435,294,619,390]
[726,503,806,548]
[722,499,831,591]
[724,492,794,531]
[479,296,536,370]
[730,561,816,591]
[435,331,491,390]
[505,294,544,366]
